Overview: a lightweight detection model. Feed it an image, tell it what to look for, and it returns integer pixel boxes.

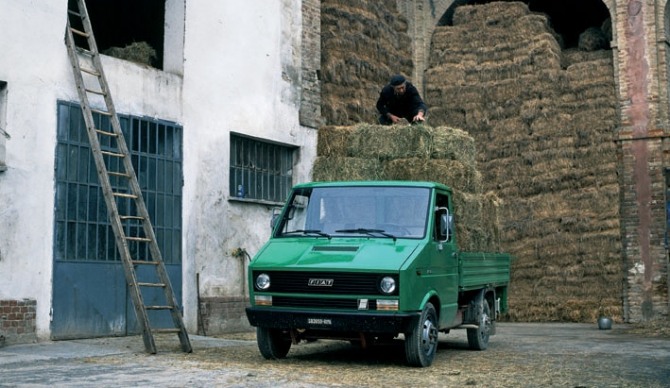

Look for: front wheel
[467,298,491,350]
[257,327,292,359]
[405,302,439,367]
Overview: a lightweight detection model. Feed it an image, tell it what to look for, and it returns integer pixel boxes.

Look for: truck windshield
[276,186,430,239]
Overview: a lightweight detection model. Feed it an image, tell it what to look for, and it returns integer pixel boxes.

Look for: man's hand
[412,111,425,123]
[388,113,402,124]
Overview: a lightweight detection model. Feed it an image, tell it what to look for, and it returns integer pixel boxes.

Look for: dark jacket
[376,82,428,119]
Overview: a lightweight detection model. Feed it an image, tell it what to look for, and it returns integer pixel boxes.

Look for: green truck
[245,181,511,367]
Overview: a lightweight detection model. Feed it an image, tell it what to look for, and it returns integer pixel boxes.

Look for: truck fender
[418,291,440,315]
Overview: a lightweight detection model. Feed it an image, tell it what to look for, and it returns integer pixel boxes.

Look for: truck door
[430,192,459,327]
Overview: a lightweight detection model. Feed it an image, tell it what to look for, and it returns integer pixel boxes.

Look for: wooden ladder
[64,0,191,354]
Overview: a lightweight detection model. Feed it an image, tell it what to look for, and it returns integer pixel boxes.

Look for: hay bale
[312,156,382,181]
[383,158,482,193]
[346,124,477,164]
[321,0,412,125]
[452,2,530,27]
[102,42,156,66]
[317,126,356,157]
[578,27,609,51]
[347,124,432,159]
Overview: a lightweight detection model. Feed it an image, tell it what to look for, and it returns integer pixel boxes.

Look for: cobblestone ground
[1,323,669,387]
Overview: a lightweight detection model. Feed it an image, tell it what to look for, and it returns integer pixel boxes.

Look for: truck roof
[293,180,452,192]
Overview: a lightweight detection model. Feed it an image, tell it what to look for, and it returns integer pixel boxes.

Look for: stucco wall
[0,0,74,340]
[181,0,317,333]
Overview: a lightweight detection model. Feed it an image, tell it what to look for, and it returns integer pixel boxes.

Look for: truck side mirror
[438,207,451,242]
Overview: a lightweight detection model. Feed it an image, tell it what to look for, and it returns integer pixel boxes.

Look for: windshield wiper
[282,229,331,238]
[334,228,397,241]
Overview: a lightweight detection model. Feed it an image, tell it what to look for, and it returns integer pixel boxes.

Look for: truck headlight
[255,273,271,290]
[379,276,396,294]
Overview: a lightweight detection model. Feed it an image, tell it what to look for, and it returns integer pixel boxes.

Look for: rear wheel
[405,302,439,367]
[467,297,491,350]
[257,327,291,359]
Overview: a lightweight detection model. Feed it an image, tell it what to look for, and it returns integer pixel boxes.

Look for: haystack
[321,0,412,126]
[319,0,622,323]
[423,1,622,322]
[313,123,503,253]
[102,41,156,66]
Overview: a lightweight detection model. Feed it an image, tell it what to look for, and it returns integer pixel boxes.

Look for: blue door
[52,101,184,339]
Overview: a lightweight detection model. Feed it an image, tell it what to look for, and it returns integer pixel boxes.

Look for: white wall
[181,0,317,330]
[0,0,72,339]
[0,0,317,338]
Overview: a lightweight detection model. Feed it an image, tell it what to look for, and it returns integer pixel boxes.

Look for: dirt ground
[1,322,669,387]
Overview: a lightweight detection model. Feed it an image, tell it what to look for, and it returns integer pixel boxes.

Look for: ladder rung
[145,305,172,310]
[69,27,89,38]
[85,88,105,96]
[75,47,94,56]
[152,328,182,334]
[91,108,112,117]
[108,172,130,178]
[101,150,125,158]
[95,129,117,137]
[120,215,144,220]
[131,260,159,265]
[81,67,100,77]
[125,236,152,242]
[137,282,166,288]
[67,9,82,17]
[113,192,137,199]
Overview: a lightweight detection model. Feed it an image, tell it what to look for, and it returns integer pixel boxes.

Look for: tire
[405,302,439,367]
[467,297,491,350]
[256,327,291,359]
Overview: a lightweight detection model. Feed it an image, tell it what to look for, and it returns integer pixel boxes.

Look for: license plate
[307,318,332,325]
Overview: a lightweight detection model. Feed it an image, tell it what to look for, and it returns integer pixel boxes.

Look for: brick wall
[198,296,252,335]
[614,1,670,322]
[0,299,37,346]
[299,0,322,128]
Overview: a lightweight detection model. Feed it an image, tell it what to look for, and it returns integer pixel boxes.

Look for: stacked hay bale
[424,2,622,322]
[321,0,413,125]
[314,123,502,253]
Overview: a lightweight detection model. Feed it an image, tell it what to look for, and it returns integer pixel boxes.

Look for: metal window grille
[54,101,183,264]
[229,133,295,203]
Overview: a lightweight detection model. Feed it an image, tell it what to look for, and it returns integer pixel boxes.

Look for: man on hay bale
[376,74,428,125]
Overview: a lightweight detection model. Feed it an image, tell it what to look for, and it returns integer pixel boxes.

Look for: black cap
[390,75,406,86]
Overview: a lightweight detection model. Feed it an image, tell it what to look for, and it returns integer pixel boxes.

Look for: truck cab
[245,181,510,367]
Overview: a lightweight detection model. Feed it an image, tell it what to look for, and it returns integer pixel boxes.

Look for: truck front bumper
[246,307,420,333]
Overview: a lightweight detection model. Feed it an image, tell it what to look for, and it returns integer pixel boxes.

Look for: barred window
[54,101,183,264]
[230,133,295,204]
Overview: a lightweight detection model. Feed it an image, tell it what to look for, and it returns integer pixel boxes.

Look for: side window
[434,193,451,242]
[229,133,296,204]
[0,81,7,172]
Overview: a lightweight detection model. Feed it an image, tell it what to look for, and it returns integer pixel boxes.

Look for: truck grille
[253,271,398,296]
[273,296,378,310]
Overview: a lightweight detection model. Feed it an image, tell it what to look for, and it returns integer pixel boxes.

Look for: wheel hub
[480,312,491,338]
[421,318,438,353]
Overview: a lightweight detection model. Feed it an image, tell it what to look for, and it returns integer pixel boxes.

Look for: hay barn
[320,0,670,324]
